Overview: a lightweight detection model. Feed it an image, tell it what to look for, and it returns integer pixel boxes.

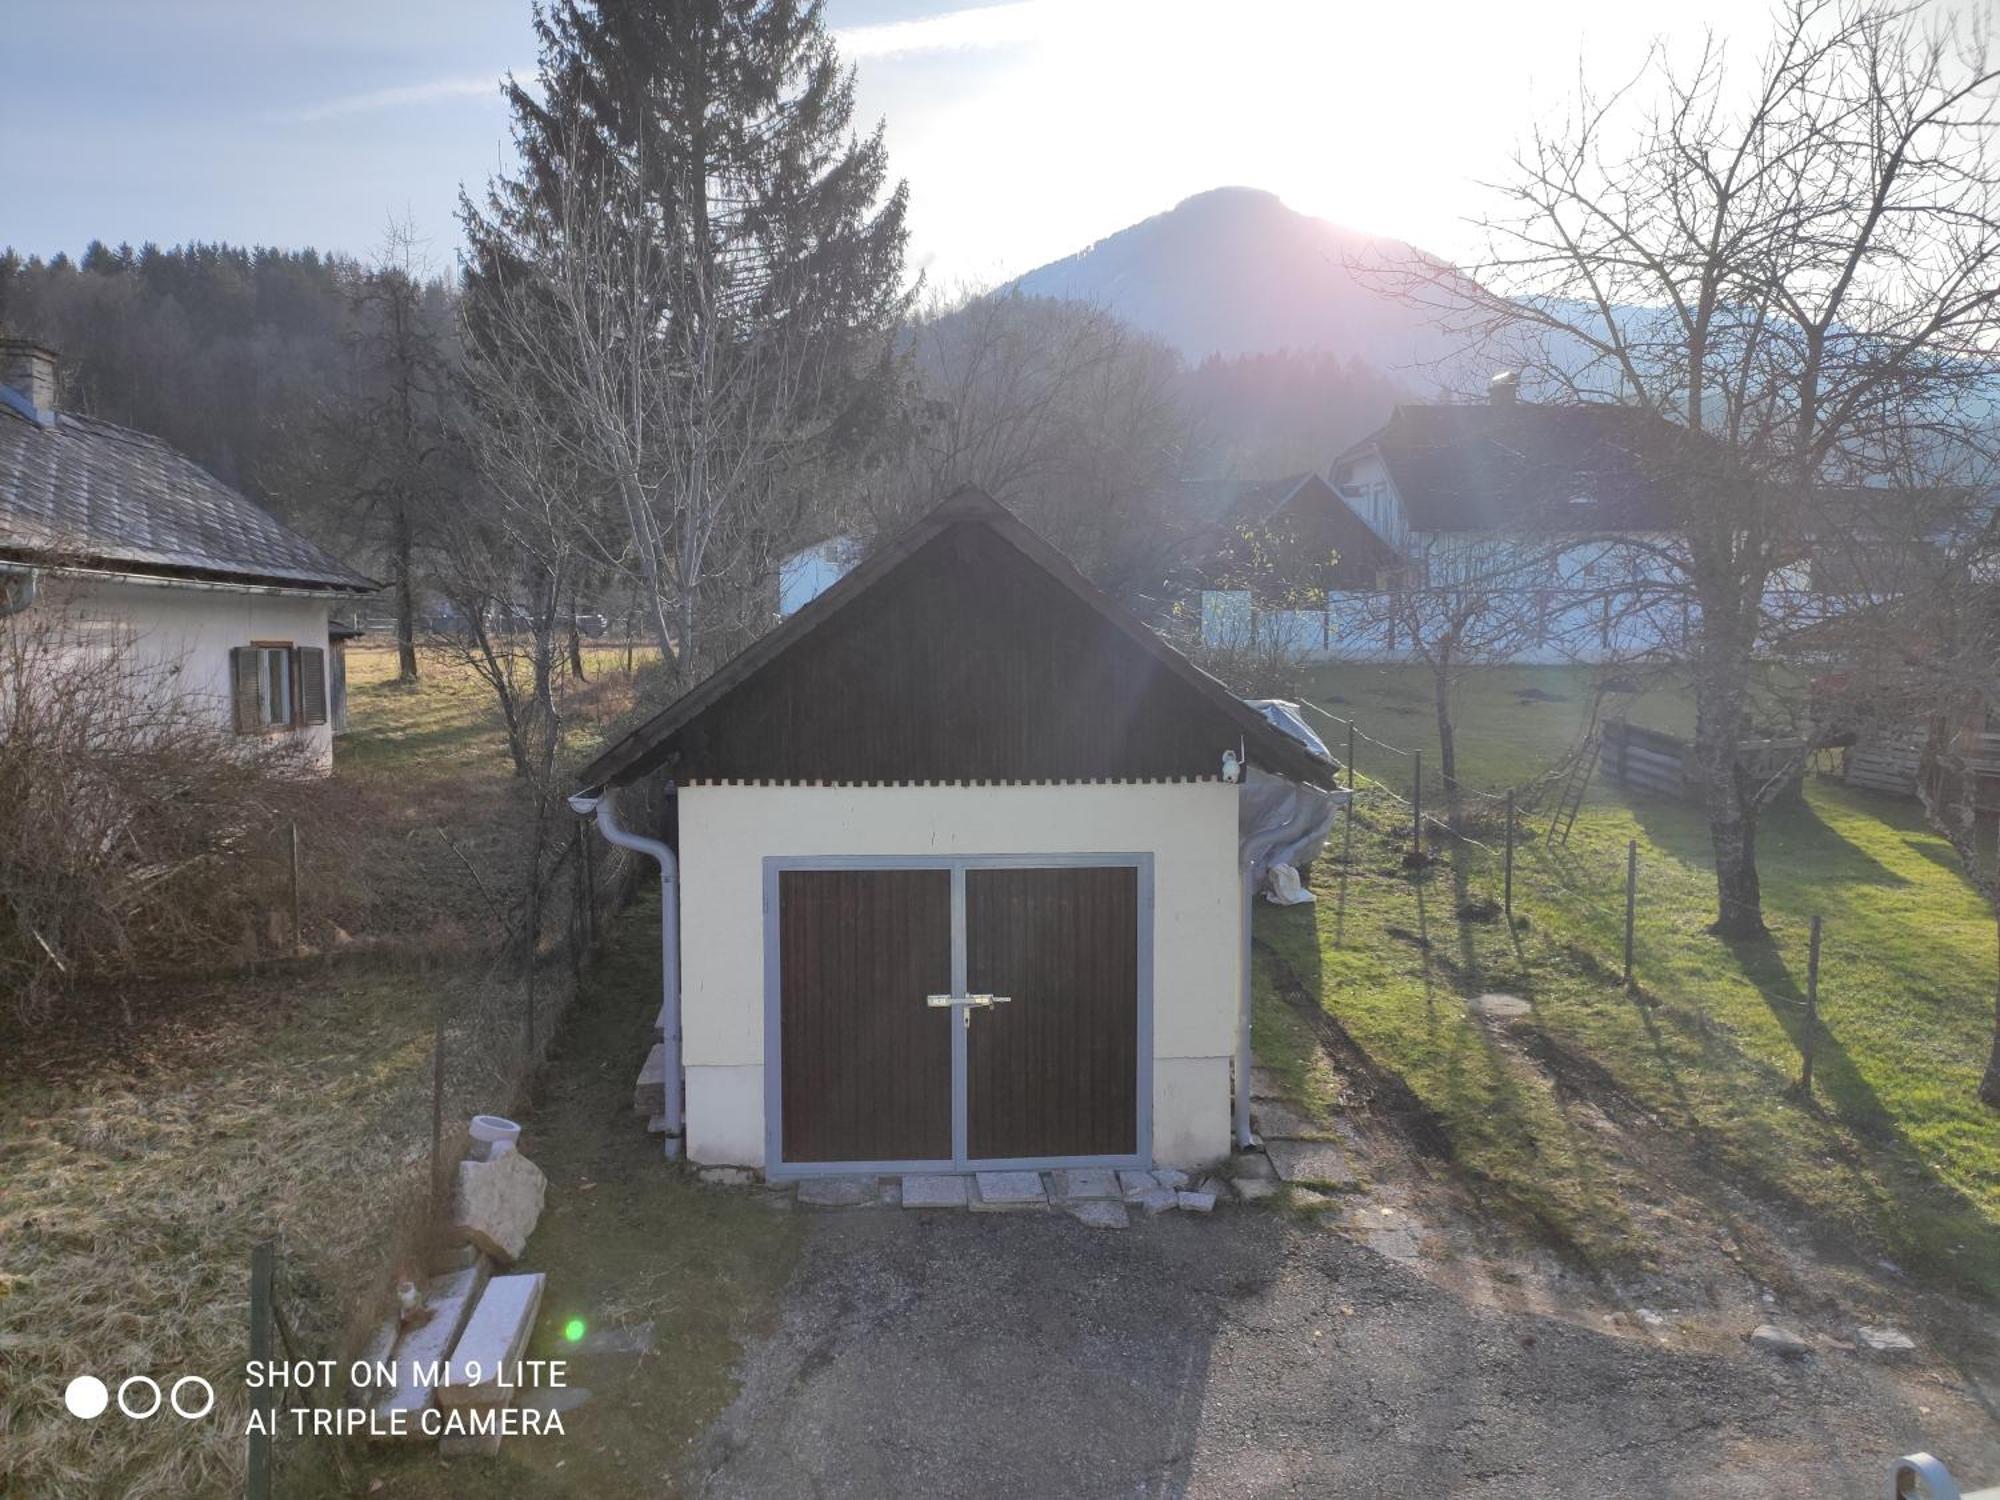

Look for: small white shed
[575,490,1339,1177]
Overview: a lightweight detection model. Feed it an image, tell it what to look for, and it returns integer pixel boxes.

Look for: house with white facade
[1204,374,1690,664]
[0,339,376,771]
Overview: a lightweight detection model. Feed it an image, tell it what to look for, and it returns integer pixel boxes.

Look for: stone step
[374,1263,490,1427]
[439,1273,546,1410]
[633,1043,665,1115]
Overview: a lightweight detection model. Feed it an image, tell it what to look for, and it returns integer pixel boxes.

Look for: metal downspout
[569,788,683,1158]
[1237,863,1256,1151]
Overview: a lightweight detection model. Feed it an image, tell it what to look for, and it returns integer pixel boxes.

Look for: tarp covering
[1238,699,1345,905]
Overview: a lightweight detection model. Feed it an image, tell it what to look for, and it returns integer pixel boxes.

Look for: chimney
[0,338,59,425]
[1488,370,1519,407]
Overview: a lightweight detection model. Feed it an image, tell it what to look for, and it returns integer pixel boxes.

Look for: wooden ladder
[1546,719,1602,849]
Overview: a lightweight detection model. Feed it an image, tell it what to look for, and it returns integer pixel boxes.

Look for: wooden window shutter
[230,647,261,734]
[298,647,328,726]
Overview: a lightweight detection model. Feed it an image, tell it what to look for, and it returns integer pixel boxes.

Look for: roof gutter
[567,786,683,1158]
[5,559,368,600]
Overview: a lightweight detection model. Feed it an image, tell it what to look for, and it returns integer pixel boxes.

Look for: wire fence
[1298,699,1835,1092]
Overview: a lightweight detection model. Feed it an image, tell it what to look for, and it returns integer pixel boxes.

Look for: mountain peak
[1004,189,1445,372]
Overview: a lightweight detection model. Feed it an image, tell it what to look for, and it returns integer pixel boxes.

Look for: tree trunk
[1695,700,1765,938]
[1692,604,1765,937]
[394,504,419,683]
[568,618,587,682]
[1433,657,1461,829]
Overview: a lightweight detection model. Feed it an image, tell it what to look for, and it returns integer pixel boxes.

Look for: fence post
[1345,723,1356,793]
[430,988,446,1214]
[1411,750,1423,859]
[1504,789,1515,918]
[1801,914,1822,1094]
[288,820,302,955]
[1623,839,1638,989]
[248,1239,275,1500]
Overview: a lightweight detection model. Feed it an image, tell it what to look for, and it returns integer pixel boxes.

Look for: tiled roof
[1368,401,1685,533]
[0,402,374,591]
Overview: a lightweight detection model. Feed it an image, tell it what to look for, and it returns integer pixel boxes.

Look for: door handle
[925,993,1012,1009]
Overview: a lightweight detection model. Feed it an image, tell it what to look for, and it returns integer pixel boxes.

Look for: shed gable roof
[1355,401,1685,534]
[0,403,374,591]
[579,489,1337,790]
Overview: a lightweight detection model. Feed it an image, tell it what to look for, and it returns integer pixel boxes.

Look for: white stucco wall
[675,781,1244,1172]
[19,574,339,771]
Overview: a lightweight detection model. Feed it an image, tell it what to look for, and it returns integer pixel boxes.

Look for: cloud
[833,0,1056,60]
[287,74,499,124]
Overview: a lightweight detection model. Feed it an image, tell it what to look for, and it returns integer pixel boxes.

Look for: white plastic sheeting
[1238,699,1345,906]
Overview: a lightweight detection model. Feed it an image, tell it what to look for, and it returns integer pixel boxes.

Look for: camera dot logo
[64,1375,109,1420]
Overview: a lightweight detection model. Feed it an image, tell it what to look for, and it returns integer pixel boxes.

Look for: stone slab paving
[970,1170,1049,1211]
[1117,1169,1160,1200]
[901,1173,970,1209]
[1251,1100,1340,1141]
[797,1175,878,1208]
[1050,1167,1119,1201]
[1267,1138,1358,1189]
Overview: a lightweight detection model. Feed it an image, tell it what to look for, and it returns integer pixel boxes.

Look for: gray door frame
[762,852,1154,1179]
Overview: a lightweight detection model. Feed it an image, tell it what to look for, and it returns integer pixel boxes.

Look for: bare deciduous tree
[1382,0,2000,936]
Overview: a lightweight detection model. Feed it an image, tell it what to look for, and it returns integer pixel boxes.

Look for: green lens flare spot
[564,1318,587,1343]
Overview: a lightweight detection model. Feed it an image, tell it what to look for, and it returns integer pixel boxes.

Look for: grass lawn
[0,643,738,1500]
[1258,661,2000,1301]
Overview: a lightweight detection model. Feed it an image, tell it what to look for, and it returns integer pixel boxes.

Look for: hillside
[1005,187,1456,379]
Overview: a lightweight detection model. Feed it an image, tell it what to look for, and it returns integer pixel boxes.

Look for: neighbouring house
[1205,374,1690,663]
[777,534,861,617]
[0,339,376,772]
[573,488,1341,1178]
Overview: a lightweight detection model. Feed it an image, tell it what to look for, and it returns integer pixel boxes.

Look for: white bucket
[469,1114,522,1160]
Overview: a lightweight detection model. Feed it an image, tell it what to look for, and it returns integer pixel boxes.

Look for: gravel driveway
[689,1206,2000,1499]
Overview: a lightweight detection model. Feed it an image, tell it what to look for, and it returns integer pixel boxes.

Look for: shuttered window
[297,647,327,726]
[230,642,325,733]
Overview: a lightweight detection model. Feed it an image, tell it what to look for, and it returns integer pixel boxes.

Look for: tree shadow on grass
[1711,928,2000,1303]
[1624,788,1911,899]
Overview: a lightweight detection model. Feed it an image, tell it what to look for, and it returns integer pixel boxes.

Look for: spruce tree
[461,0,911,671]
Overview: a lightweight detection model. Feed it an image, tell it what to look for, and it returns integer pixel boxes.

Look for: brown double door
[775,862,1141,1169]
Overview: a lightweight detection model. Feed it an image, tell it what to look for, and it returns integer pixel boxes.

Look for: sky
[1,0,1813,286]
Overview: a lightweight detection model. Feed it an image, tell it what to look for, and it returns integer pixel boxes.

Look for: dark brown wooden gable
[669,519,1249,784]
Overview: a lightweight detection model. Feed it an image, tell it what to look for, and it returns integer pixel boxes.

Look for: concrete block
[1176,1190,1217,1213]
[1750,1324,1811,1360]
[1154,1168,1190,1190]
[1267,1139,1357,1189]
[1138,1187,1178,1214]
[1857,1326,1915,1358]
[440,1273,545,1409]
[375,1264,488,1426]
[1051,1167,1120,1200]
[698,1166,757,1187]
[1118,1169,1160,1200]
[634,1043,665,1114]
[901,1173,970,1209]
[1235,1178,1280,1202]
[971,1171,1048,1211]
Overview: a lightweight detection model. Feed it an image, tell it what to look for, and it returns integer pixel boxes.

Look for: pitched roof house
[1329,375,1686,552]
[573,489,1340,1178]
[0,339,375,771]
